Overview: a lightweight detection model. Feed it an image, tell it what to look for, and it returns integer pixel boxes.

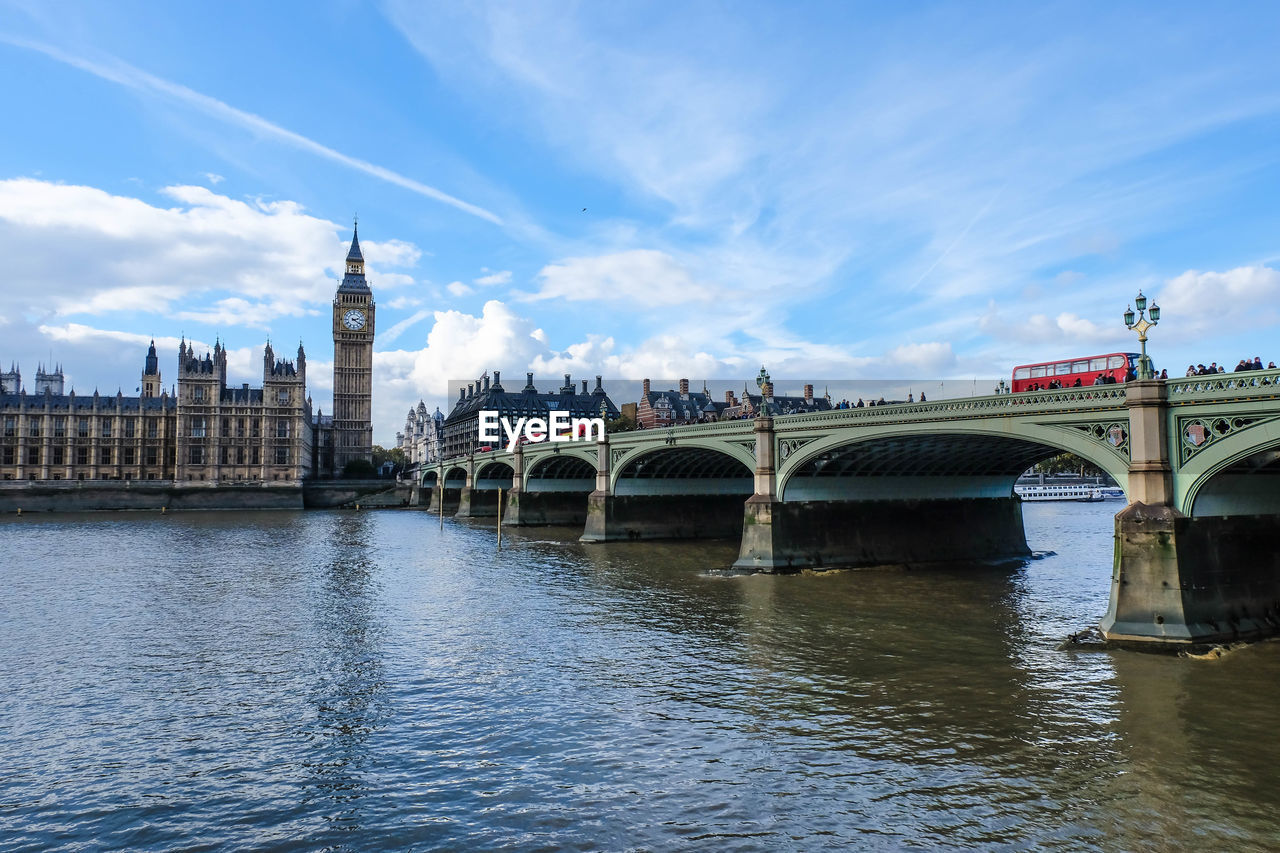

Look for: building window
[277,389,289,405]
[124,419,136,438]
[1,447,13,465]
[275,419,289,438]
[237,418,245,437]
[27,447,39,465]
[78,418,90,438]
[236,447,245,464]
[100,447,112,465]
[101,420,112,438]
[251,419,261,438]
[189,446,204,465]
[222,417,230,436]
[145,447,157,465]
[275,447,288,465]
[2,417,13,437]
[220,446,229,465]
[53,447,64,465]
[251,447,260,465]
[190,417,206,438]
[123,448,135,465]
[28,419,40,438]
[53,417,66,438]
[193,386,205,402]
[147,419,158,439]
[76,447,88,465]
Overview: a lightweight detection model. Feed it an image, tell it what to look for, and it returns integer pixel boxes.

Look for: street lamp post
[1123,290,1161,380]
[755,366,771,417]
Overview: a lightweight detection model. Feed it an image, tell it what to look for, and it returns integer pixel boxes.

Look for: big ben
[333,223,375,473]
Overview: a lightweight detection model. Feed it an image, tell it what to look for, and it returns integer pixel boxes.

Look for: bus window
[1108,356,1126,369]
[1072,360,1089,372]
[1089,357,1107,371]
[1055,362,1072,375]
[1013,367,1030,380]
[1031,366,1046,378]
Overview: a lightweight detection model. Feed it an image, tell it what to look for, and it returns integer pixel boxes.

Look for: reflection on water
[2,503,1279,850]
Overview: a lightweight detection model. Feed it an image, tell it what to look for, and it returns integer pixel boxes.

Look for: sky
[2,1,1280,444]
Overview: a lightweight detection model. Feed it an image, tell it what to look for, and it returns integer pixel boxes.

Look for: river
[3,503,1280,851]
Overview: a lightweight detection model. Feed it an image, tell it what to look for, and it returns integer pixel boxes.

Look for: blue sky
[3,1,1280,443]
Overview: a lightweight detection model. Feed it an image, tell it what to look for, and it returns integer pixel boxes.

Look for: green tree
[606,413,637,433]
[341,458,378,479]
[1032,452,1104,478]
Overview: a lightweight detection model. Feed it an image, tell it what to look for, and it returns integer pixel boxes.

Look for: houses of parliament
[0,228,376,484]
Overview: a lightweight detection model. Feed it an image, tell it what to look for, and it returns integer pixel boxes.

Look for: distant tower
[34,363,64,395]
[332,222,375,473]
[0,363,20,394]
[141,340,161,397]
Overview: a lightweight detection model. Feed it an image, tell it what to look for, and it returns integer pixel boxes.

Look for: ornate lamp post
[755,365,771,417]
[1123,290,1161,380]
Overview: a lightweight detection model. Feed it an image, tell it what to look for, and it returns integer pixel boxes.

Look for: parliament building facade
[0,229,375,484]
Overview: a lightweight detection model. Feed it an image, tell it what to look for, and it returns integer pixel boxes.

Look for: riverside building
[0,228,375,484]
[442,372,619,458]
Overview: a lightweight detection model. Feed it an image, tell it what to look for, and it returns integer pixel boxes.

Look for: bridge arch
[443,465,468,487]
[1178,430,1280,516]
[524,451,596,492]
[777,422,1129,502]
[474,460,515,490]
[421,470,438,488]
[611,443,754,496]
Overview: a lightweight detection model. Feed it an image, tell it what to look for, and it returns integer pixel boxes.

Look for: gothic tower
[141,340,161,398]
[332,223,375,473]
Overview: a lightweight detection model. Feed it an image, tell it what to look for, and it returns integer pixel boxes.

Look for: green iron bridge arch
[425,373,1280,646]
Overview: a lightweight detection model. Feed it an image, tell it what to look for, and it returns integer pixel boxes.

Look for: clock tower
[332,223,375,474]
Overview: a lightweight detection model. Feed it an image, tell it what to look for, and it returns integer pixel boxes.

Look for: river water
[3,503,1280,851]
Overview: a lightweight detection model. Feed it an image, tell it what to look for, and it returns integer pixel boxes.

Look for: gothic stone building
[0,227,376,484]
[0,339,311,483]
[398,401,445,468]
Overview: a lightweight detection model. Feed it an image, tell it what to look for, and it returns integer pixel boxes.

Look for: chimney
[804,384,814,403]
[679,378,689,398]
[725,390,735,405]
[595,375,603,391]
[582,380,588,394]
[483,375,490,391]
[643,378,651,395]
[493,371,501,385]
[459,387,465,400]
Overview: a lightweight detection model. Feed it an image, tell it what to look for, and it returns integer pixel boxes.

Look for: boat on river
[1014,484,1104,502]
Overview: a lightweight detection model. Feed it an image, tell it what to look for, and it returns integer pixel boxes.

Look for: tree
[606,413,637,433]
[1032,452,1104,478]
[341,458,377,479]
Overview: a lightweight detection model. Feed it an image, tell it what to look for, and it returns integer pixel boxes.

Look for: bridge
[419,372,1280,647]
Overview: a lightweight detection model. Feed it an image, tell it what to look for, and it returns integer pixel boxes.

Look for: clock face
[342,309,366,331]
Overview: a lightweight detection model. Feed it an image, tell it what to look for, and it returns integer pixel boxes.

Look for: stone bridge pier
[1101,380,1280,646]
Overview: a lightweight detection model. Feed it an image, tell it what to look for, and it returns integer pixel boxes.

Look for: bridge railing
[769,384,1129,429]
[1166,368,1280,403]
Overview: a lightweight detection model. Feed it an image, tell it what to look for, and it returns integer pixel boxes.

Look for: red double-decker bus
[1011,352,1139,392]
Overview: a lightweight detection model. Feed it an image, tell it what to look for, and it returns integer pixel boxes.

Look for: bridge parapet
[1166,368,1280,403]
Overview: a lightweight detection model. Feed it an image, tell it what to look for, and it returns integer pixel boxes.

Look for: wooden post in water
[497,488,503,549]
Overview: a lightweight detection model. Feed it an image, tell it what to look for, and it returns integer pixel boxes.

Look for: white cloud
[474,269,512,286]
[527,249,714,304]
[203,172,224,185]
[386,295,425,310]
[446,281,473,297]
[0,178,404,325]
[1161,265,1280,331]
